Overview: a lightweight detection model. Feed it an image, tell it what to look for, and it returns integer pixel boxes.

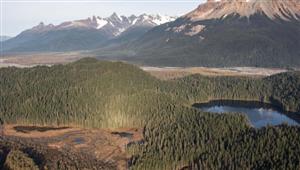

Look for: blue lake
[193,100,300,128]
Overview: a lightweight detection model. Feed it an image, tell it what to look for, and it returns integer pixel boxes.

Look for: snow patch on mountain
[151,15,177,25]
[96,18,108,29]
[171,25,187,33]
[27,13,177,37]
[185,25,206,36]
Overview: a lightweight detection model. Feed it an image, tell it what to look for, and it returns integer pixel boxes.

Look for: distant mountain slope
[0,36,12,42]
[125,0,300,67]
[2,27,112,52]
[2,13,176,52]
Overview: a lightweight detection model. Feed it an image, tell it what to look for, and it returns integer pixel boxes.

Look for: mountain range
[2,13,176,52]
[2,0,300,68]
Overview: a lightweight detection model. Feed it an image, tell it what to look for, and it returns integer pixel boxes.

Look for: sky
[1,0,205,37]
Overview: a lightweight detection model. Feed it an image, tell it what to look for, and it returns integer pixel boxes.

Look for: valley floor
[0,52,85,68]
[141,66,287,80]
[0,54,288,79]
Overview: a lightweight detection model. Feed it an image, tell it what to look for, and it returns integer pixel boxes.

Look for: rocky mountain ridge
[185,0,300,21]
[2,13,176,52]
[25,13,176,37]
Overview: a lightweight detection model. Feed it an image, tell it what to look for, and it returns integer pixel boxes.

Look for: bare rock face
[185,0,300,21]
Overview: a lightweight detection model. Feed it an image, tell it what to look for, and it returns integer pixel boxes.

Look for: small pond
[14,126,69,133]
[111,132,133,139]
[193,100,300,128]
[73,137,85,144]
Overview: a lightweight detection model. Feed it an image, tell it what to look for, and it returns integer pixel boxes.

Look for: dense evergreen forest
[128,107,300,169]
[0,58,299,169]
[169,71,300,112]
[0,58,162,128]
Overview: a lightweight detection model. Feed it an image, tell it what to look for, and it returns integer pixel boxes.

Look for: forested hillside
[1,59,299,128]
[169,72,300,113]
[0,58,300,169]
[0,58,163,128]
[128,107,300,169]
[128,71,300,169]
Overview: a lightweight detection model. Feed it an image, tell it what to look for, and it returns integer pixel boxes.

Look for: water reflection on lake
[194,100,300,128]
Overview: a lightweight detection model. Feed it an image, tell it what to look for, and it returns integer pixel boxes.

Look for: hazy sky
[1,0,205,36]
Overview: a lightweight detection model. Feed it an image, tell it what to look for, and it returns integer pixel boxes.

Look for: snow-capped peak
[150,14,177,25]
[131,14,177,26]
[110,12,123,22]
[96,17,108,29]
[27,13,177,37]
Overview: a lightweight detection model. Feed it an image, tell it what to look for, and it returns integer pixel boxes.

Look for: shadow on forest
[14,126,69,133]
[111,132,133,139]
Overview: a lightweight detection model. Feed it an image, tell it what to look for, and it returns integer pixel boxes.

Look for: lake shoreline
[193,99,300,127]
